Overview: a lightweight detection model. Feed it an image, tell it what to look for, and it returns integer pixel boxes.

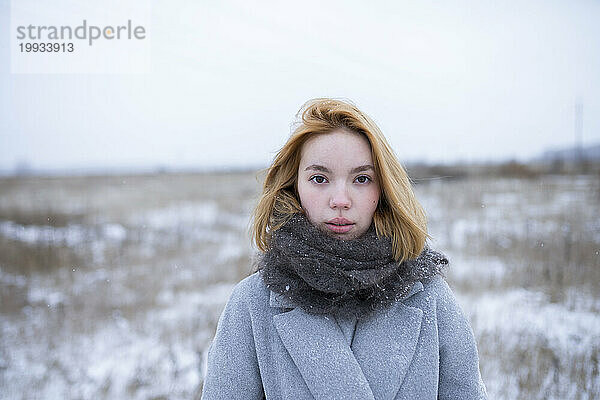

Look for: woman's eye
[309,175,327,184]
[355,175,371,184]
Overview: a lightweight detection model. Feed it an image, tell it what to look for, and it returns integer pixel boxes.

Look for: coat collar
[270,281,424,399]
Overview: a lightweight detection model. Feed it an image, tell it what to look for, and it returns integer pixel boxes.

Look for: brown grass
[1,168,598,399]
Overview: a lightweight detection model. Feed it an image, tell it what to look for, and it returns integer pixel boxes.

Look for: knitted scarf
[258,213,448,318]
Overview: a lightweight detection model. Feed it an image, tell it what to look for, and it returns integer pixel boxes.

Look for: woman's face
[297,129,380,240]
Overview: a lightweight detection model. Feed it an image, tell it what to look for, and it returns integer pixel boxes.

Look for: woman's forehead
[299,130,373,167]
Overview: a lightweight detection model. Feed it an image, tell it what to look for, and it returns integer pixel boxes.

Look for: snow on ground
[458,288,600,400]
[0,280,236,400]
[0,174,598,399]
[0,220,127,247]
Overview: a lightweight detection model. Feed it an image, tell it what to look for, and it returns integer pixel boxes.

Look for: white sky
[1,0,599,173]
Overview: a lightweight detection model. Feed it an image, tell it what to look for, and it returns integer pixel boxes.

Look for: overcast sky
[1,0,599,173]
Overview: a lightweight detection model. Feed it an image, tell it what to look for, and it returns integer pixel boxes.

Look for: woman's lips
[325,218,355,234]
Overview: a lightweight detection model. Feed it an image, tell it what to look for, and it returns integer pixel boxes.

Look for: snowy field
[0,171,598,399]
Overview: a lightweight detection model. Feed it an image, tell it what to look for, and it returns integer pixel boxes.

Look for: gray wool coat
[201,272,487,400]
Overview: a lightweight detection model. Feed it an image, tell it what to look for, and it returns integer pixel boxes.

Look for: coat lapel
[351,285,424,400]
[273,306,376,400]
[270,282,424,400]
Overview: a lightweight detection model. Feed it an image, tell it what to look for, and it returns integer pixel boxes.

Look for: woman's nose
[329,186,351,209]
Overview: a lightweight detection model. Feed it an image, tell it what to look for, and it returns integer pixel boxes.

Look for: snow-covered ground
[0,173,598,399]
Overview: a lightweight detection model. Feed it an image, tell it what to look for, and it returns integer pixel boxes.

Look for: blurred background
[1,0,599,399]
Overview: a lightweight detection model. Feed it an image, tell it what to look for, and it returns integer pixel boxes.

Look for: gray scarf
[258,213,448,318]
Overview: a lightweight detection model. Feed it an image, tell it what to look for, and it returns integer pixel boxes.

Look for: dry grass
[478,328,600,400]
[0,169,598,399]
[416,176,600,298]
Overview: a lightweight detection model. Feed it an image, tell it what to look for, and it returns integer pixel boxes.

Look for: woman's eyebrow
[304,164,374,173]
[350,165,375,173]
[304,164,331,173]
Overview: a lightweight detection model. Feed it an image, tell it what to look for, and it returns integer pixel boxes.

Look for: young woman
[201,99,487,400]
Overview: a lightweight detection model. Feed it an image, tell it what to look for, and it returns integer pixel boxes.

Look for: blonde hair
[251,98,428,262]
